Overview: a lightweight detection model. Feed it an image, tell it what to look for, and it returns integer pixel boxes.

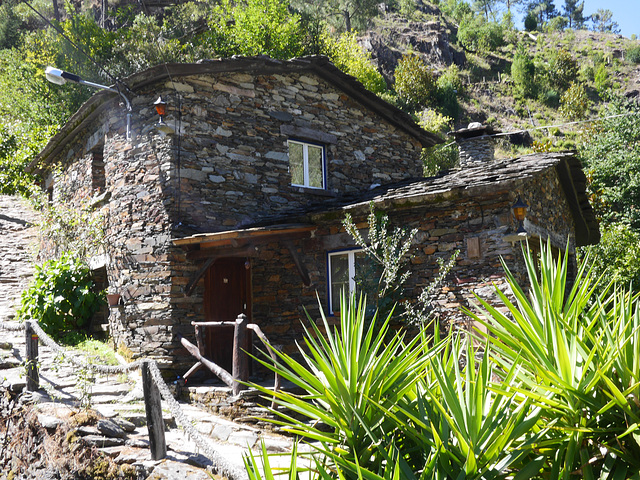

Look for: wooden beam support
[185,257,217,296]
[285,241,311,286]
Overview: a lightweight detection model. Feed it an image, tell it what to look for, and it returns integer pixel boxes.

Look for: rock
[82,435,126,447]
[144,462,214,480]
[126,438,150,448]
[112,416,137,432]
[97,418,128,438]
[38,414,63,430]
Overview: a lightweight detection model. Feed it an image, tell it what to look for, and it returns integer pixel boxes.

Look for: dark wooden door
[203,258,251,373]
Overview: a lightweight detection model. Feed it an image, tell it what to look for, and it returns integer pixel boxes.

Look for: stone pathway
[0,195,298,479]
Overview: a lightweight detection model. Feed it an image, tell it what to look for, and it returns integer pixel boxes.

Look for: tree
[511,45,537,97]
[591,8,620,33]
[563,0,584,28]
[207,0,308,60]
[290,0,380,32]
[472,0,499,20]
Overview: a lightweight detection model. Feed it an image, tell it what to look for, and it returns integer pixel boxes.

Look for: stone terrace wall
[135,71,424,232]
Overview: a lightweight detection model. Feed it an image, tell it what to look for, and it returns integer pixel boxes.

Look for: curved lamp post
[45,66,132,141]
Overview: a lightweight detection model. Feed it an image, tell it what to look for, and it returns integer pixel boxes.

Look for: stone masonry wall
[168,165,578,373]
[458,136,495,167]
[135,71,424,232]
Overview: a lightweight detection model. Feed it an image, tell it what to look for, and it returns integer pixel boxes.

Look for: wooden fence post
[141,361,166,460]
[233,313,249,396]
[25,321,39,392]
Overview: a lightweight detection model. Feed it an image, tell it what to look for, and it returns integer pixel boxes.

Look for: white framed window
[327,249,365,314]
[288,140,325,189]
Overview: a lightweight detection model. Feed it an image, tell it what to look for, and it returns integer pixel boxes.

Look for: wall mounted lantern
[45,66,132,141]
[154,96,174,134]
[512,196,528,233]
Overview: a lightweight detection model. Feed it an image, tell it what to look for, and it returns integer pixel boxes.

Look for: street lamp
[45,66,132,141]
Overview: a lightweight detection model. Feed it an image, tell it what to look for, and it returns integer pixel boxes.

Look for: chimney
[451,122,498,168]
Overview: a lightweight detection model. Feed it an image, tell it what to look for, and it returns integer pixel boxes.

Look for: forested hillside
[1,0,639,286]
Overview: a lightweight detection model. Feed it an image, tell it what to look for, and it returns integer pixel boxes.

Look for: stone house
[31,56,599,376]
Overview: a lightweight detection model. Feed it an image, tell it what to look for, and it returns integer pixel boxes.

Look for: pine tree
[564,0,584,28]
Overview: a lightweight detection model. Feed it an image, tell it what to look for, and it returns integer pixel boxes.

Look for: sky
[513,0,640,39]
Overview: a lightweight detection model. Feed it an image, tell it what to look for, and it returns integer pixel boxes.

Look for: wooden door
[203,258,251,373]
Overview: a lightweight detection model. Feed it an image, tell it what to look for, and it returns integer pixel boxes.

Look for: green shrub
[326,31,387,94]
[546,15,568,32]
[549,48,578,91]
[559,81,589,120]
[511,46,537,98]
[422,142,458,175]
[18,254,105,340]
[594,63,610,95]
[627,45,640,64]
[539,87,560,107]
[418,108,453,135]
[457,15,504,53]
[394,52,437,108]
[581,222,640,291]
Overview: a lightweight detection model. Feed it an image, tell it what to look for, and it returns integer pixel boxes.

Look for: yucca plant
[466,239,640,479]
[250,293,441,477]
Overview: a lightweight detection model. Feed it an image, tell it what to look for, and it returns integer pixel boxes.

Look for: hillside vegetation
[1,0,639,285]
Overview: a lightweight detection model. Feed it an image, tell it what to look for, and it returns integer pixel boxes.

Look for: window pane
[307,145,324,188]
[289,142,304,186]
[330,254,349,312]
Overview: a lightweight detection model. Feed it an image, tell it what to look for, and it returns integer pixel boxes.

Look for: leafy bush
[435,64,461,118]
[545,15,567,32]
[206,0,307,60]
[581,222,640,292]
[627,45,640,64]
[422,142,458,175]
[326,32,387,94]
[18,254,105,339]
[579,97,640,229]
[418,108,453,135]
[394,52,437,108]
[594,62,610,95]
[511,45,537,98]
[549,48,578,91]
[457,14,504,53]
[559,81,589,120]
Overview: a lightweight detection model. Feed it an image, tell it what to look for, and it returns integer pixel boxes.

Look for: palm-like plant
[467,239,640,479]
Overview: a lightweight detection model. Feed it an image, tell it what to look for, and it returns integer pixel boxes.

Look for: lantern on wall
[512,196,528,233]
[154,97,175,134]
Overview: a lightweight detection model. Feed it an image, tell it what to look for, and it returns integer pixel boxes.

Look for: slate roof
[33,56,442,169]
[308,151,600,247]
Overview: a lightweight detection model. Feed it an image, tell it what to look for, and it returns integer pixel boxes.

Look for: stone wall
[134,71,424,232]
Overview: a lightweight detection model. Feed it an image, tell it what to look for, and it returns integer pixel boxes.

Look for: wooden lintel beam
[186,245,258,261]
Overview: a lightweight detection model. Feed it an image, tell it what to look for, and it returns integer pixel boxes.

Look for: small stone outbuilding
[31,56,599,376]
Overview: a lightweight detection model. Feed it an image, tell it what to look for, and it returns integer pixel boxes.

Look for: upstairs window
[328,249,365,314]
[288,140,325,189]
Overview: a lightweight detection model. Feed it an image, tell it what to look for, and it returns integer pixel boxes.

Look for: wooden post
[232,314,249,396]
[25,321,39,392]
[141,361,166,460]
